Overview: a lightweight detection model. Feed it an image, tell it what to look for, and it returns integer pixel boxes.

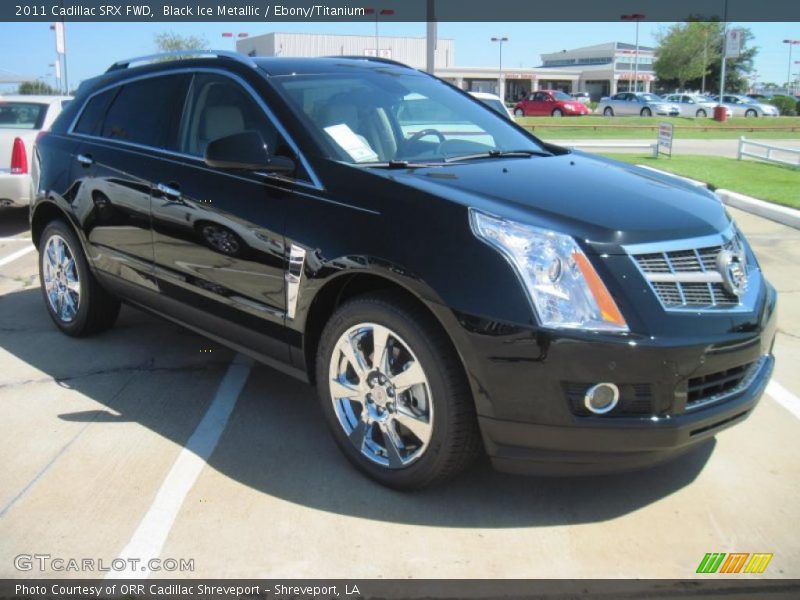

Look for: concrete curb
[635,164,800,231]
[715,189,800,231]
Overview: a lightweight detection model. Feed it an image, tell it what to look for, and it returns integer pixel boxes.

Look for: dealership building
[238,33,655,101]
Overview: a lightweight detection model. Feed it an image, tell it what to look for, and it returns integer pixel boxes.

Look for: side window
[101,75,188,147]
[532,92,547,102]
[73,89,116,136]
[178,73,287,159]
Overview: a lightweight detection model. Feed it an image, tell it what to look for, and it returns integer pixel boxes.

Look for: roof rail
[106,49,257,73]
[329,55,412,69]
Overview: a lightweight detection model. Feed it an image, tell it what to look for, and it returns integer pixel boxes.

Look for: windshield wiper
[445,149,551,163]
[363,160,442,169]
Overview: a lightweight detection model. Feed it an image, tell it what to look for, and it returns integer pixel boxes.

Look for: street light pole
[491,36,508,101]
[621,14,645,92]
[365,8,394,57]
[783,40,800,94]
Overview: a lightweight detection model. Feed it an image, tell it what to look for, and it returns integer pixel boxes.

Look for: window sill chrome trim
[685,355,769,412]
[66,66,324,191]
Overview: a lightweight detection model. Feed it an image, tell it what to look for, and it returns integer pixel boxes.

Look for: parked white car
[469,92,513,118]
[664,94,732,119]
[0,95,71,207]
[712,94,779,118]
[597,92,681,117]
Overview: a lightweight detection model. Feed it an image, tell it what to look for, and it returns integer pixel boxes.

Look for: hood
[365,151,730,251]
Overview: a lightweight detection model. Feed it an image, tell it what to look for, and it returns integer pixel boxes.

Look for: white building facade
[238,34,655,102]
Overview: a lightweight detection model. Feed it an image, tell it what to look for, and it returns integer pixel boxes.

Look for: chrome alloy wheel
[43,234,81,323]
[329,323,433,469]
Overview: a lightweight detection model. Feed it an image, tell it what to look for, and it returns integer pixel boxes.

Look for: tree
[655,22,719,90]
[153,32,208,54]
[655,22,757,93]
[17,80,59,95]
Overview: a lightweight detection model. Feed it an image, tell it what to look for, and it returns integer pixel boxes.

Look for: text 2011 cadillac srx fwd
[31,52,777,489]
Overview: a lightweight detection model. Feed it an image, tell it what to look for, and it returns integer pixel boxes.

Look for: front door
[150,72,299,363]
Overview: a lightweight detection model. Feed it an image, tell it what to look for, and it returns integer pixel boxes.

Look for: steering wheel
[403,128,446,151]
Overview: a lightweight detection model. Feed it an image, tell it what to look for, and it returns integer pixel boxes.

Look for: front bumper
[481,354,773,475]
[441,281,777,476]
[0,172,32,207]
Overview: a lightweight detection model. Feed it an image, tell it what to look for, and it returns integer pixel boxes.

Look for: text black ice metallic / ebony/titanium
[31,51,777,489]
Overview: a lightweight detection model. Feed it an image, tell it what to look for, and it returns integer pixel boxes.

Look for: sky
[0,20,798,91]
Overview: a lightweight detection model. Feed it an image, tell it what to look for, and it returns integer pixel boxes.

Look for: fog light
[584,383,619,414]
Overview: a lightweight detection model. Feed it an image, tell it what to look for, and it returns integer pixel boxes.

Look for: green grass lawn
[516,116,800,140]
[601,154,800,209]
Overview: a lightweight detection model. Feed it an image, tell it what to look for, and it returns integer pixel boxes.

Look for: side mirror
[204,130,295,174]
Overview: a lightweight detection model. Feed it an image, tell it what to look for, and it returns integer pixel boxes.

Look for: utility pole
[783,40,800,94]
[425,0,436,74]
[701,27,709,94]
[621,14,645,92]
[491,37,508,101]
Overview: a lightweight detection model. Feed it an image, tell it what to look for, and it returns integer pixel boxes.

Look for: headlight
[470,209,628,332]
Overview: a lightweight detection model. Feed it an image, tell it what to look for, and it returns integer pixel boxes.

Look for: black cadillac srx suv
[31,51,776,489]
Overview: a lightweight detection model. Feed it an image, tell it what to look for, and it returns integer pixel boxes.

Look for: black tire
[514,108,524,117]
[696,109,707,118]
[603,107,614,116]
[38,220,120,337]
[551,108,563,117]
[745,109,757,118]
[315,293,481,490]
[641,107,652,117]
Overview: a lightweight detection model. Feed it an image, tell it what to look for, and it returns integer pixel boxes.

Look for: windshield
[269,70,546,164]
[552,91,572,101]
[639,94,663,102]
[0,102,47,129]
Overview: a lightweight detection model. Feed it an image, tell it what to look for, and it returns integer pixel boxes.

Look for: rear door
[70,74,190,287]
[150,71,297,363]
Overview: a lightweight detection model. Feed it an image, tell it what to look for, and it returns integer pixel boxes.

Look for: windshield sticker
[324,123,379,163]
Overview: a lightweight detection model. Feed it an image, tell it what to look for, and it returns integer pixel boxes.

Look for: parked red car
[513,90,590,117]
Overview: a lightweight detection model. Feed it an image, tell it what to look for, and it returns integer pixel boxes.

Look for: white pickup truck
[0,95,71,207]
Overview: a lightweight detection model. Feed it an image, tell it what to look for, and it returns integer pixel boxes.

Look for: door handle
[76,153,93,167]
[156,182,181,200]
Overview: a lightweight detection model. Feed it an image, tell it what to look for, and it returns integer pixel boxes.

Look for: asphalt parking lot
[0,205,799,580]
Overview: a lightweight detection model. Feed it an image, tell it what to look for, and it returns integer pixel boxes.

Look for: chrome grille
[630,236,743,310]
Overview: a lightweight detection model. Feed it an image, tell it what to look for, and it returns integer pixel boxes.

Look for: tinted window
[74,89,116,136]
[101,75,188,147]
[178,73,286,158]
[0,102,47,129]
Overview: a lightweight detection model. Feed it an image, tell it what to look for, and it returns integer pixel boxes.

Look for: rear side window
[0,102,47,129]
[74,89,116,136]
[101,75,188,148]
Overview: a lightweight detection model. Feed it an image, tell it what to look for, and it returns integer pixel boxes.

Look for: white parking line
[107,353,254,579]
[767,381,800,420]
[0,245,35,268]
[0,237,31,242]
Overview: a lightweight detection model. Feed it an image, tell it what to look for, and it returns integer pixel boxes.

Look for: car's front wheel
[316,294,481,490]
[745,109,758,118]
[39,220,120,337]
[696,108,707,118]
[514,108,524,117]
[641,107,652,117]
[552,108,563,117]
[603,107,614,116]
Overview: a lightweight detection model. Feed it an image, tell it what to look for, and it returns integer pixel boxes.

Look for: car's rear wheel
[641,107,652,117]
[696,108,707,118]
[316,293,481,490]
[603,107,614,116]
[745,109,757,118]
[39,220,120,337]
[514,108,524,117]
[551,108,563,117]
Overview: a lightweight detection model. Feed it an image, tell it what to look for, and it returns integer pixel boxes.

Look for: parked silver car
[598,92,681,117]
[664,94,732,118]
[713,94,779,118]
